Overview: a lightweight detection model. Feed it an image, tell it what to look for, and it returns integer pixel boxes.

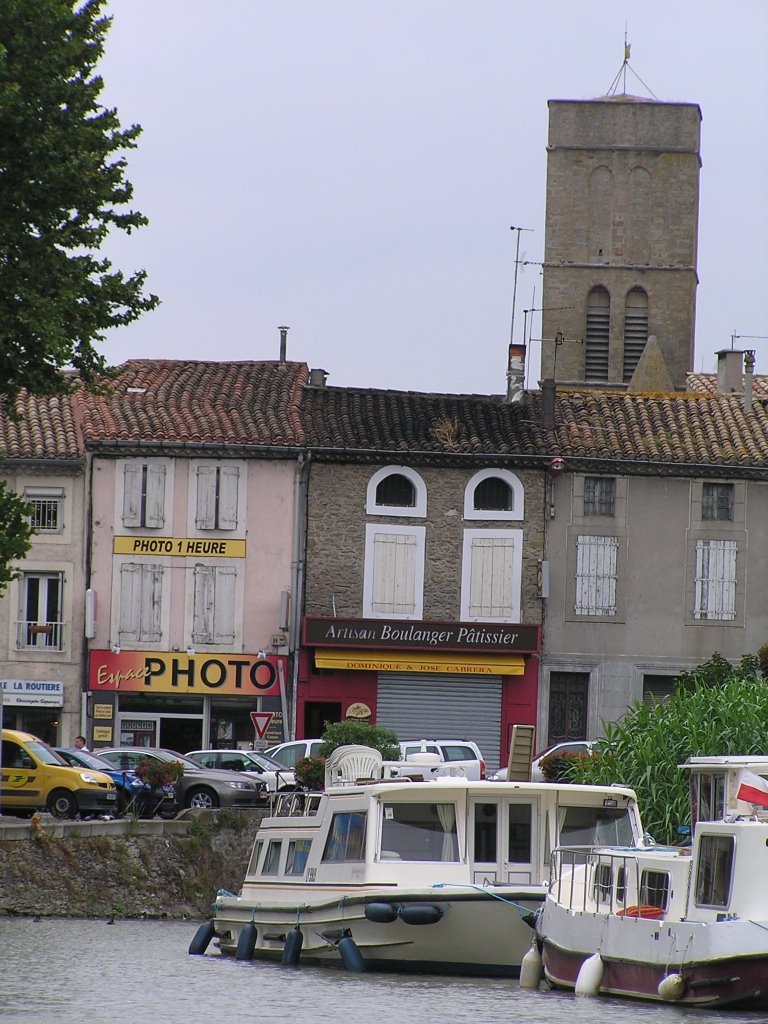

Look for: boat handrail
[548,844,670,918]
[271,791,323,818]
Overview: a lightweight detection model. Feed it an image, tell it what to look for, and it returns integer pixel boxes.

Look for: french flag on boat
[736,769,768,808]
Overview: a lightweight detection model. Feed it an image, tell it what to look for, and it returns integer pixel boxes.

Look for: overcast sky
[99,1,768,395]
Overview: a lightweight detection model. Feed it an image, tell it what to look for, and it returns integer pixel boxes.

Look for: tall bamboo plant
[569,655,768,844]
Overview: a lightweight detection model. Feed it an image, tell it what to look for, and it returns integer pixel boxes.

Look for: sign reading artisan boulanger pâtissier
[113,536,246,557]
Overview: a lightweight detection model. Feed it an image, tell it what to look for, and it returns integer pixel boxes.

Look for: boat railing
[271,791,323,818]
[548,845,665,918]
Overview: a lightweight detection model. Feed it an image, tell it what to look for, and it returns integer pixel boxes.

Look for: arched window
[585,287,610,382]
[366,467,427,518]
[463,469,524,521]
[622,288,649,382]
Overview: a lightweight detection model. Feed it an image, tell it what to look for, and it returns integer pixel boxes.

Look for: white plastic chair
[324,745,383,786]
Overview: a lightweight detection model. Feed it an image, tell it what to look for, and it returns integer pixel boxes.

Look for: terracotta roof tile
[78,360,309,447]
[0,391,82,460]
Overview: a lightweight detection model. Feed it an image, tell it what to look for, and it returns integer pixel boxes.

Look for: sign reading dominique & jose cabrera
[88,650,285,697]
[113,536,246,558]
[303,616,539,653]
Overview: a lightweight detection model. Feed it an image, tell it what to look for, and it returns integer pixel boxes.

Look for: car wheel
[186,787,219,810]
[48,789,78,819]
[277,784,296,792]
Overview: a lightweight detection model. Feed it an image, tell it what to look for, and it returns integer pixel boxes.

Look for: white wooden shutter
[213,565,236,642]
[195,467,217,529]
[141,566,163,641]
[372,532,417,615]
[218,467,239,530]
[468,535,515,618]
[119,563,144,640]
[575,535,618,615]
[122,465,143,527]
[193,565,216,642]
[694,539,737,620]
[145,465,166,528]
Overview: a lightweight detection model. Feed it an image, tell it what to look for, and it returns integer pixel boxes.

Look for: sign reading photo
[88,650,285,697]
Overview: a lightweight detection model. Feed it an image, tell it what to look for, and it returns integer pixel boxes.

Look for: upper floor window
[363,524,425,619]
[702,482,734,522]
[584,477,615,517]
[25,487,64,533]
[575,535,618,616]
[366,467,427,518]
[192,564,237,644]
[123,463,166,529]
[17,571,64,650]
[694,539,737,621]
[622,288,649,382]
[585,287,610,382]
[464,469,524,521]
[119,563,163,642]
[196,465,239,530]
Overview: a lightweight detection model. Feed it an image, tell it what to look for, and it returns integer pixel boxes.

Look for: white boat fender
[658,973,687,1001]
[188,919,215,956]
[338,930,365,972]
[235,921,258,961]
[574,953,604,997]
[519,938,543,989]
[282,926,303,966]
[397,903,445,926]
[364,902,399,924]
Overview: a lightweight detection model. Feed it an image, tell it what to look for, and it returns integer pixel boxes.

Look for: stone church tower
[539,95,701,389]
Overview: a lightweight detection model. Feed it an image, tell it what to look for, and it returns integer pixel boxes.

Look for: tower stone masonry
[540,96,701,389]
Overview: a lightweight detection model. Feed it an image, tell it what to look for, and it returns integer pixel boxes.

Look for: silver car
[97,747,268,810]
[186,749,296,793]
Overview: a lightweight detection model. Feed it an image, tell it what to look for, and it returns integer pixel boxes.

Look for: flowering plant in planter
[134,757,184,788]
[294,755,326,791]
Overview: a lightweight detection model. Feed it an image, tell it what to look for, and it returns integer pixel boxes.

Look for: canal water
[2,917,766,1024]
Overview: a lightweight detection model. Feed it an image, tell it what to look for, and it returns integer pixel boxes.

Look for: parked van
[1,729,117,818]
[398,739,486,780]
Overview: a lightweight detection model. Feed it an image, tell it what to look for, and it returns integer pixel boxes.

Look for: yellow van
[1,729,117,818]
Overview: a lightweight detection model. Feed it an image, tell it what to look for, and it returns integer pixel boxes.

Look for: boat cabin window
[559,805,635,847]
[322,812,367,863]
[380,802,459,862]
[262,840,282,875]
[286,839,312,876]
[695,834,734,907]
[691,772,726,824]
[593,863,613,905]
[508,803,532,862]
[639,870,670,911]
[247,839,264,875]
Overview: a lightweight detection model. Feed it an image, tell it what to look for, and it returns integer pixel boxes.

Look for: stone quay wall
[0,809,267,920]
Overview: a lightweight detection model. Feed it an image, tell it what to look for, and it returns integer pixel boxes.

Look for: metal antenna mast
[509,225,533,344]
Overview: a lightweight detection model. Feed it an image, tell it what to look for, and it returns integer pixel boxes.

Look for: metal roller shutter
[376,672,502,771]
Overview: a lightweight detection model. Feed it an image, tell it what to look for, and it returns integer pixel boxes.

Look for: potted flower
[294,755,326,791]
[134,757,184,789]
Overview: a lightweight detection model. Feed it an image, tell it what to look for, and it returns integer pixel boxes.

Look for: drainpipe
[288,452,311,740]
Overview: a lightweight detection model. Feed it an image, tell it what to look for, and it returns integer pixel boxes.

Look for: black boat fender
[188,919,215,956]
[235,921,258,961]
[397,903,445,926]
[364,902,398,924]
[282,926,304,966]
[338,930,365,972]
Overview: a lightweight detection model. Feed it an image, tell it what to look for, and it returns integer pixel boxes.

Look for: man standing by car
[74,735,90,752]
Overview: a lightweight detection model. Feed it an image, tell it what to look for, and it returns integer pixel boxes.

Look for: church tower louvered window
[585,287,610,382]
[622,288,649,382]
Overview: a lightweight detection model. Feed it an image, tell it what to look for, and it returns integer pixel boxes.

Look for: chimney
[744,350,755,414]
[279,325,289,362]
[308,368,328,387]
[716,349,743,394]
[505,343,526,403]
[541,378,556,429]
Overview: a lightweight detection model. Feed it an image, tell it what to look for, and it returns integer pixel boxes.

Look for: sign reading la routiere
[113,536,246,558]
[88,650,285,696]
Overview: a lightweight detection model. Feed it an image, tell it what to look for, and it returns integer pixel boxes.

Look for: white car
[263,738,324,769]
[490,740,602,782]
[398,739,486,780]
[186,749,296,792]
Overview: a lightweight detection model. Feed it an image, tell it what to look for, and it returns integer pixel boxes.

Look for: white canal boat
[190,745,641,976]
[535,755,768,1010]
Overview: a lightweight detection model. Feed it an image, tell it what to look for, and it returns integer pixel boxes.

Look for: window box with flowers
[135,757,185,788]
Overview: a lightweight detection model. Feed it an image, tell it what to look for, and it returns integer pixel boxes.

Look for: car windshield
[251,753,288,771]
[25,740,67,766]
[153,750,201,769]
[59,749,121,772]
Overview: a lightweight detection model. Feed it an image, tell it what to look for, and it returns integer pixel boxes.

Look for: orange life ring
[616,904,664,919]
